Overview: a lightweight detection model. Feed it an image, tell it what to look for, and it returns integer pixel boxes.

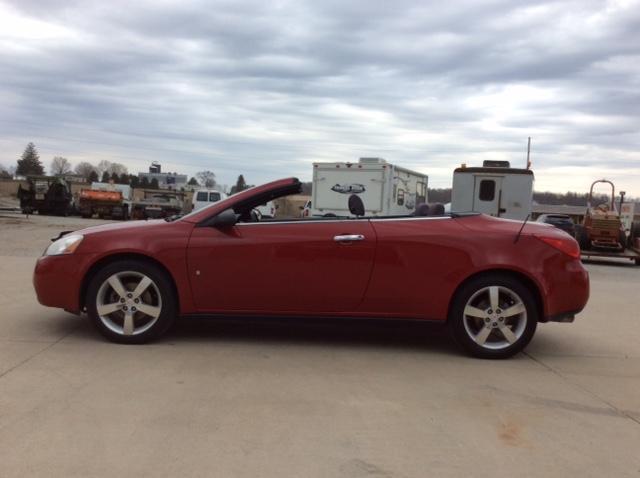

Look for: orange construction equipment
[78,188,128,220]
[575,180,625,251]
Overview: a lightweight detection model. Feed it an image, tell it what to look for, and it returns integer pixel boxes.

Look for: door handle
[334,234,365,242]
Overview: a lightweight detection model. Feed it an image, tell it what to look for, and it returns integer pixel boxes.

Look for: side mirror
[210,208,239,228]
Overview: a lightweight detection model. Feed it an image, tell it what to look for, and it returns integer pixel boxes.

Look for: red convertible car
[33,177,589,358]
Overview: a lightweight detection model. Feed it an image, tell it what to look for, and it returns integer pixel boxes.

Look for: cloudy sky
[0,0,638,193]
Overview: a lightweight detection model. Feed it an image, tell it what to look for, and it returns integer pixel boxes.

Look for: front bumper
[33,254,90,314]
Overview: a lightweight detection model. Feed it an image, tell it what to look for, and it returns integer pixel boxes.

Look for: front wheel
[86,260,177,344]
[449,275,538,359]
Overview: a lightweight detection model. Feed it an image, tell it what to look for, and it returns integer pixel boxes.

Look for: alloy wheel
[462,285,527,350]
[96,271,163,336]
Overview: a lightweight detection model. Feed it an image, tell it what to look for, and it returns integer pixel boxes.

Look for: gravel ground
[0,213,114,256]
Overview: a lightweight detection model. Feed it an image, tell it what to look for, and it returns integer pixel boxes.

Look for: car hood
[73,219,168,237]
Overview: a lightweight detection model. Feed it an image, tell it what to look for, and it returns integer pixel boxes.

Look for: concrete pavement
[1,248,639,477]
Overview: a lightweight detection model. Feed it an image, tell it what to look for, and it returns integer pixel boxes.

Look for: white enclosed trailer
[311,158,428,216]
[451,161,534,220]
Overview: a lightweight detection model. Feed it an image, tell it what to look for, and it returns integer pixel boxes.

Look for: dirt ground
[1,212,639,477]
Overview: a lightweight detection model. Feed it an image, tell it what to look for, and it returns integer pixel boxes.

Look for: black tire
[618,230,627,251]
[86,260,177,344]
[448,274,538,359]
[574,224,589,250]
[630,222,640,248]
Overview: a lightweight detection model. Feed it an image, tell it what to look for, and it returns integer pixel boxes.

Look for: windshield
[179,186,255,222]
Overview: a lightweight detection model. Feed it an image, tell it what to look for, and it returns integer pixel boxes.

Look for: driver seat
[348,194,365,217]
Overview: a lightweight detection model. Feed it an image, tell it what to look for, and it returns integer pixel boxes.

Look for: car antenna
[514,214,530,244]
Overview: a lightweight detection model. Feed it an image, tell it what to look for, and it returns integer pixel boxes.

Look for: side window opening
[479,180,495,201]
[196,192,207,201]
[209,192,221,202]
[416,181,427,204]
[397,189,405,206]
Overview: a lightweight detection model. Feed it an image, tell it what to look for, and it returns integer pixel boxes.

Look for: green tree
[235,174,247,192]
[187,177,199,186]
[16,142,44,176]
[119,173,129,184]
[150,178,160,189]
[101,171,110,182]
[110,172,119,183]
[88,170,99,183]
[130,175,140,188]
[140,177,150,189]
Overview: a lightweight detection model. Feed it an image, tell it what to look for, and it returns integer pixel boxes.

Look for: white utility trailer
[451,161,534,220]
[311,158,428,216]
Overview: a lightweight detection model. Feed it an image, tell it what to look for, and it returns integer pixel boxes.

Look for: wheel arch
[79,252,180,312]
[447,268,545,323]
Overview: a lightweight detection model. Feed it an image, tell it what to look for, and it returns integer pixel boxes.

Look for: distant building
[138,162,187,190]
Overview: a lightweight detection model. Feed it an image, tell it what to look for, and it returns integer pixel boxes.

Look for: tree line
[2,143,630,204]
[427,188,623,206]
[0,142,256,194]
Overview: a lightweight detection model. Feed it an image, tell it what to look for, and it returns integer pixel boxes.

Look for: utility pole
[526,137,531,169]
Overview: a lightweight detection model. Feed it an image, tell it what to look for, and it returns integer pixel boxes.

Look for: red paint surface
[34,178,589,321]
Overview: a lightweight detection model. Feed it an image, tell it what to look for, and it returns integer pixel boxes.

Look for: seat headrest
[429,203,445,216]
[348,194,365,217]
[414,203,430,216]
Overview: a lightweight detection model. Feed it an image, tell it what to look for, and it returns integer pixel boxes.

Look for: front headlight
[45,234,84,256]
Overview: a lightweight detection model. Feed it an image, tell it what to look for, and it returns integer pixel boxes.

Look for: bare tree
[95,160,128,177]
[74,161,97,179]
[50,156,72,176]
[196,170,216,188]
[96,160,112,176]
[108,162,128,176]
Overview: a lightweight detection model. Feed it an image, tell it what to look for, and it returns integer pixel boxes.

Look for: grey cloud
[0,0,639,191]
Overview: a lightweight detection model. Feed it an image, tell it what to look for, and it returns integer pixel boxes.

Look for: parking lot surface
[1,214,639,477]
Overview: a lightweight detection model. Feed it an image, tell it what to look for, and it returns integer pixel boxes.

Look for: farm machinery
[17,176,72,216]
[575,179,640,265]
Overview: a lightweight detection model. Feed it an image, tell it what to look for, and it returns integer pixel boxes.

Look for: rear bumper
[541,259,589,322]
[544,309,582,323]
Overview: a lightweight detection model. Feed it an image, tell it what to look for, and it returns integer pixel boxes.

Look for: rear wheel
[86,260,176,344]
[618,230,627,251]
[449,274,538,359]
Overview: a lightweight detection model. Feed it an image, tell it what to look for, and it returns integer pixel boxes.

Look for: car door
[186,219,376,313]
[360,216,471,320]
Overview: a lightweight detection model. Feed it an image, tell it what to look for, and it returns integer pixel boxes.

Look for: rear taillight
[534,235,581,259]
